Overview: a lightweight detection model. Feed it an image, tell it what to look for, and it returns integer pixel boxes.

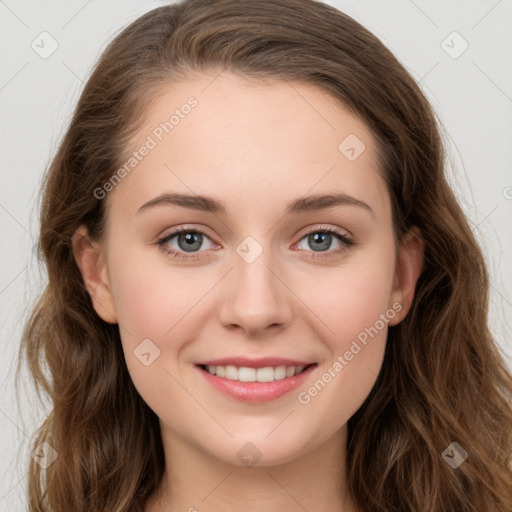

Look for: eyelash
[155,224,355,261]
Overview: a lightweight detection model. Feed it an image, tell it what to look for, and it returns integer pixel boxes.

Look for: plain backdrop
[1,0,511,509]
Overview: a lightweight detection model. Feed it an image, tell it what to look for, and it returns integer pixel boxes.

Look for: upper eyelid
[159,225,217,244]
[297,224,351,239]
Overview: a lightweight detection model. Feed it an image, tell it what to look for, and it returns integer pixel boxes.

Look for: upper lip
[196,357,316,369]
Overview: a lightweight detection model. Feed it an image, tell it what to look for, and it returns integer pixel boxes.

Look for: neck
[146,425,357,512]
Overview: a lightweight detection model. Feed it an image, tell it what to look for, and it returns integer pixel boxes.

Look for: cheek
[107,242,202,338]
[292,244,396,422]
[305,241,397,347]
[106,245,203,414]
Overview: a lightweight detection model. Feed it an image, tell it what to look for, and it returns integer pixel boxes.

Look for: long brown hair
[17,0,512,510]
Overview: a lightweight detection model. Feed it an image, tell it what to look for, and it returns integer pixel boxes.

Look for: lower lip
[196,364,317,403]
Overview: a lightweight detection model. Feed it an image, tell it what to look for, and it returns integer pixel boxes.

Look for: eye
[156,227,216,260]
[155,224,355,261]
[295,225,355,257]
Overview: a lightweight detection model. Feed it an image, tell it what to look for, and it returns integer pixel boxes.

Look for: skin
[73,71,424,512]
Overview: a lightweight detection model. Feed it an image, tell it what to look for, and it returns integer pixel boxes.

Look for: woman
[18,0,512,510]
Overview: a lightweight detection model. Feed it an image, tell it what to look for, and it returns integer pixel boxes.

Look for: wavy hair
[17,0,512,510]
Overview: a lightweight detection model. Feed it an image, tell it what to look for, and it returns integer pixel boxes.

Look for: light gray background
[1,1,511,509]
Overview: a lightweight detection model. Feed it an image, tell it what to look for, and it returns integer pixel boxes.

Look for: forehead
[106,72,389,221]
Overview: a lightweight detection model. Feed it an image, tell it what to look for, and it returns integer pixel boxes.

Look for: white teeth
[224,365,238,380]
[274,365,287,380]
[256,367,275,382]
[203,364,309,381]
[238,367,256,382]
[286,366,296,377]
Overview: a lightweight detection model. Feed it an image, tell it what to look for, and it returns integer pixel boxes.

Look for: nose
[217,248,294,337]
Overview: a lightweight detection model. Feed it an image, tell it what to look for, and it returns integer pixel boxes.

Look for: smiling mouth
[197,363,317,383]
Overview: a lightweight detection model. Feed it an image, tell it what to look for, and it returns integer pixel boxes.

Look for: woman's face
[78,71,422,468]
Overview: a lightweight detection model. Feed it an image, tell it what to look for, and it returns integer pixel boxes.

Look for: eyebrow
[136,192,374,217]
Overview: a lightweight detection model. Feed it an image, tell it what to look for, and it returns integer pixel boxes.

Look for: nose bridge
[217,235,293,334]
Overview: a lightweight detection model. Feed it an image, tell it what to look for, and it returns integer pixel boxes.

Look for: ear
[72,225,118,324]
[388,226,424,326]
